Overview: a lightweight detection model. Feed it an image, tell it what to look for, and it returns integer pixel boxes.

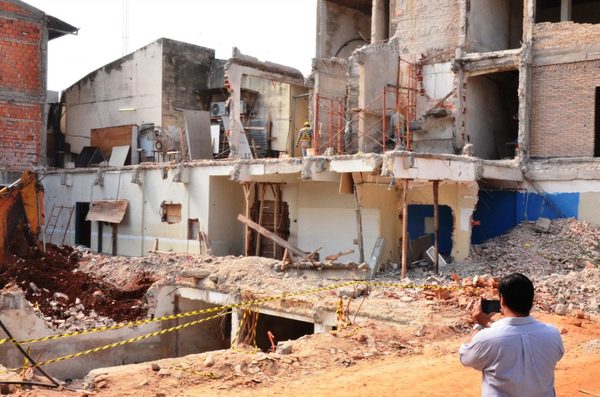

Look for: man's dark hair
[498,273,534,316]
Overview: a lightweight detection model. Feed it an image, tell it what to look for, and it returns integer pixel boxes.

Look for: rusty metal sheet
[85,200,128,224]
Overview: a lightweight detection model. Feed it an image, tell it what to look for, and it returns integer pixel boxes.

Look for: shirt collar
[492,316,535,327]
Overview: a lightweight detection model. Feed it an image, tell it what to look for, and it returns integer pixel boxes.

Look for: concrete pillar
[230,309,241,345]
[371,0,388,43]
[560,0,572,21]
[314,323,333,333]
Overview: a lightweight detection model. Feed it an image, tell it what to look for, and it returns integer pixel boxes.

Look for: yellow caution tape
[0,280,485,373]
[0,280,478,347]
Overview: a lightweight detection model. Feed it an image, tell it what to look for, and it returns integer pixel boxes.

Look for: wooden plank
[401,179,409,279]
[90,125,134,160]
[237,214,306,258]
[339,173,353,194]
[255,183,267,255]
[242,183,254,256]
[368,237,385,278]
[433,180,440,274]
[353,183,365,263]
[325,249,355,261]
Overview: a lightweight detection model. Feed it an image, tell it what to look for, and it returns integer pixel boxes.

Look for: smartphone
[482,299,501,314]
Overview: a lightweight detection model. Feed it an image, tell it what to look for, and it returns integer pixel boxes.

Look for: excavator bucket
[0,171,44,264]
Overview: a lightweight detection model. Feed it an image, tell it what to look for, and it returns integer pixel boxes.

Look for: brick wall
[530,60,600,157]
[534,22,600,50]
[0,0,45,171]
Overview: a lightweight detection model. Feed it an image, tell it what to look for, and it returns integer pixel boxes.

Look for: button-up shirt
[459,316,564,397]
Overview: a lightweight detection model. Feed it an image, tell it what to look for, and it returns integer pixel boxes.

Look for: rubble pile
[455,218,600,277]
[0,244,155,330]
[536,265,600,315]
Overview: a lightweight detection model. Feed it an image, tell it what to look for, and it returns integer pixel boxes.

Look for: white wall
[65,41,164,154]
[296,181,379,263]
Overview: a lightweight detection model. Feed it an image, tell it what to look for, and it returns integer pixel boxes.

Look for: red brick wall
[530,60,600,158]
[0,0,45,170]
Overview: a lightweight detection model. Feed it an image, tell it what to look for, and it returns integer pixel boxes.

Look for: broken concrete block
[180,269,211,280]
[554,304,567,316]
[535,218,551,233]
[276,341,293,355]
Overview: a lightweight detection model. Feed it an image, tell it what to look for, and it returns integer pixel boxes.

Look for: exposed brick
[530,60,600,157]
[0,1,45,170]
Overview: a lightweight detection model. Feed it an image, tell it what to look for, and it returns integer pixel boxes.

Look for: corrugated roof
[86,200,128,224]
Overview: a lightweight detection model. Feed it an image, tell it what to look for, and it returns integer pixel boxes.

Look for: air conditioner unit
[210,101,247,117]
[211,102,227,117]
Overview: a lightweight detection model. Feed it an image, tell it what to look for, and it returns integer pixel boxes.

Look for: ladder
[44,204,75,245]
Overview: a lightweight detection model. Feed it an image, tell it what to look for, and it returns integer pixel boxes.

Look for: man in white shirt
[459,273,564,397]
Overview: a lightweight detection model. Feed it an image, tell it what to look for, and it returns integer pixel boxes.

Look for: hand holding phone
[481,299,501,314]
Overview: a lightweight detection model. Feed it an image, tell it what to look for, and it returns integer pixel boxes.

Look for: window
[160,202,182,224]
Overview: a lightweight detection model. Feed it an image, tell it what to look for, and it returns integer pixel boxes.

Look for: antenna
[122,0,129,56]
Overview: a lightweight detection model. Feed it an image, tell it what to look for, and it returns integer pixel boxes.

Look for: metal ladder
[44,204,75,245]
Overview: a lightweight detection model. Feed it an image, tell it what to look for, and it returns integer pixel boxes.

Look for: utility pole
[122,0,129,56]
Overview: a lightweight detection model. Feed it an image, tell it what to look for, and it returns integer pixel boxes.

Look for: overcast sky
[24,0,317,91]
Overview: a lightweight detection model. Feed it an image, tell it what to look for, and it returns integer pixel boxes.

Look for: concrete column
[314,323,333,333]
[560,0,572,21]
[230,309,241,345]
[371,0,388,43]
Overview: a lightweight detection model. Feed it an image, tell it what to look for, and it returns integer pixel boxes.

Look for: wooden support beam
[242,182,254,256]
[237,214,306,259]
[274,184,280,258]
[401,179,409,279]
[433,180,440,275]
[255,183,267,256]
[112,224,118,256]
[353,183,365,263]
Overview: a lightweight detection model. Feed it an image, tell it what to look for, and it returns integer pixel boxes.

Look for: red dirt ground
[0,244,154,322]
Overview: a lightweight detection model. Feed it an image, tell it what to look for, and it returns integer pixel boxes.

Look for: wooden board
[368,237,385,278]
[237,214,305,259]
[90,125,135,161]
[184,110,213,160]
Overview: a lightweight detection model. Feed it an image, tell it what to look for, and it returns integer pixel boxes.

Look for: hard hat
[304,121,310,127]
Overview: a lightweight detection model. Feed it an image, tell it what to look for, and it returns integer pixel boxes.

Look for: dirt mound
[0,244,155,322]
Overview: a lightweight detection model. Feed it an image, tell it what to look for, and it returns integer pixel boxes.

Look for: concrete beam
[481,162,523,181]
[533,44,600,67]
[457,49,520,75]
[561,0,572,21]
[385,153,480,182]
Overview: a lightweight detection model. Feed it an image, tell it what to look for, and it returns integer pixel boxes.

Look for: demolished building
[36,0,600,276]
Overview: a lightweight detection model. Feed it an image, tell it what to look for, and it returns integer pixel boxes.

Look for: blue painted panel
[515,192,579,222]
[472,190,580,245]
[472,190,517,244]
[408,205,453,255]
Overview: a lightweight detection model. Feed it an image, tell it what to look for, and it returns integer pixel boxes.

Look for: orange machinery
[0,170,44,264]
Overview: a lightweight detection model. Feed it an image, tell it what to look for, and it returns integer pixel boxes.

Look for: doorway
[75,202,91,247]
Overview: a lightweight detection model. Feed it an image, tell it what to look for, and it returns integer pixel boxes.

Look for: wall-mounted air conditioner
[210,101,246,117]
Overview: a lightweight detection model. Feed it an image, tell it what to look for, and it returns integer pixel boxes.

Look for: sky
[24,0,317,92]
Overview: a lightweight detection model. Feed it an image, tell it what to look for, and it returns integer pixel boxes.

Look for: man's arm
[459,299,496,370]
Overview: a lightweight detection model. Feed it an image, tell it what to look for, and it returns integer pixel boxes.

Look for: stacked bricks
[0,0,44,170]
[534,22,600,50]
[530,60,600,157]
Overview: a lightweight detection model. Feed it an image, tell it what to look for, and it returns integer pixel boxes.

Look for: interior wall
[407,182,478,261]
[466,0,523,53]
[291,85,310,156]
[297,181,378,263]
[360,183,401,262]
[466,71,519,160]
[241,76,300,154]
[316,0,371,59]
[354,41,400,153]
[208,176,245,256]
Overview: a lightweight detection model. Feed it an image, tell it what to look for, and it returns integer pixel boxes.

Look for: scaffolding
[313,57,421,156]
